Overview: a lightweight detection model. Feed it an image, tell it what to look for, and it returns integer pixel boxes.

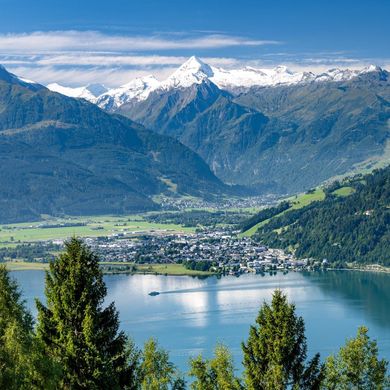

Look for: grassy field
[0,214,195,248]
[287,188,325,209]
[3,261,50,271]
[4,261,215,276]
[332,186,355,197]
[241,188,325,237]
[133,263,215,276]
[241,185,358,237]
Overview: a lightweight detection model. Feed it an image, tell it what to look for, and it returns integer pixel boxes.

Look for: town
[83,229,318,275]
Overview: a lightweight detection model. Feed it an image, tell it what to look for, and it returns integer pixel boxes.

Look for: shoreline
[3,261,216,277]
[4,261,389,276]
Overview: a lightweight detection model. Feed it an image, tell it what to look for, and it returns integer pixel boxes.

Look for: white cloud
[0,30,388,87]
[7,65,177,87]
[0,30,279,53]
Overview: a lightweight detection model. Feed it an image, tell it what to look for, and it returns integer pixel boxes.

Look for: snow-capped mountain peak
[159,56,214,90]
[96,75,160,111]
[40,57,387,112]
[360,64,383,74]
[208,63,312,90]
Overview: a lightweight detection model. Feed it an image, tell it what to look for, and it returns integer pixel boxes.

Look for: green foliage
[145,210,250,228]
[241,201,290,232]
[242,290,324,390]
[0,265,59,389]
[255,167,390,265]
[323,326,389,389]
[183,260,214,272]
[36,237,132,389]
[189,344,243,390]
[140,338,184,390]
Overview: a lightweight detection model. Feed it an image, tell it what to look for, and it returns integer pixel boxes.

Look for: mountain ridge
[46,57,388,108]
[0,64,230,223]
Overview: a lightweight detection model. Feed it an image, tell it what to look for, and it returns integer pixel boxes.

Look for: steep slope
[116,62,390,193]
[233,68,390,189]
[0,66,227,223]
[249,167,390,266]
[96,76,159,111]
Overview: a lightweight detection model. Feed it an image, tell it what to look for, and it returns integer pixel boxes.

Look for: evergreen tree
[189,344,243,390]
[242,290,324,390]
[0,265,59,389]
[140,338,185,390]
[36,237,133,389]
[323,326,389,389]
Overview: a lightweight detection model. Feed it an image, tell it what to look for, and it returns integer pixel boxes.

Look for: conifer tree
[36,237,133,389]
[242,290,324,390]
[0,265,59,389]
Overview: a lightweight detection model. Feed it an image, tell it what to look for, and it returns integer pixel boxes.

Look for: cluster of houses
[158,194,279,211]
[81,230,312,273]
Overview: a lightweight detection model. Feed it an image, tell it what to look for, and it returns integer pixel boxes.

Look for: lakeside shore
[4,261,389,276]
[3,261,216,276]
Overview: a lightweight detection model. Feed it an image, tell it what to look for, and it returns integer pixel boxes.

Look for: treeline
[1,238,388,389]
[240,201,290,232]
[0,242,61,262]
[145,210,250,228]
[183,259,215,272]
[251,167,390,266]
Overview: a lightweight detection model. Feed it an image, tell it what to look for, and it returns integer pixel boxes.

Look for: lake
[12,270,390,373]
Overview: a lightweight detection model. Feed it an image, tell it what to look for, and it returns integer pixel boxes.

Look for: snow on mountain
[158,56,213,90]
[42,57,385,111]
[209,65,316,90]
[47,83,107,102]
[95,75,160,110]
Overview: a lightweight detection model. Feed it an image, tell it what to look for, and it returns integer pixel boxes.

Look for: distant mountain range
[49,57,383,106]
[0,64,229,223]
[47,57,390,193]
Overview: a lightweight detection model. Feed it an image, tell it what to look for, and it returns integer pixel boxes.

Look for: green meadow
[0,214,195,248]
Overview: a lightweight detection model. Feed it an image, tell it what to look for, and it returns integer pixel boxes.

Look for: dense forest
[145,210,250,228]
[251,166,390,266]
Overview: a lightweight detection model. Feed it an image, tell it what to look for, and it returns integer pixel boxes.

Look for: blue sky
[0,0,388,86]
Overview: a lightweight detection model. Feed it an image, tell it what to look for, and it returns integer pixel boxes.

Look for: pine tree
[323,326,389,389]
[36,237,133,389]
[0,265,59,389]
[242,289,324,390]
[189,344,243,390]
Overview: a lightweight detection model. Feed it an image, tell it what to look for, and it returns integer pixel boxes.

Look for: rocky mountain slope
[0,65,229,222]
[45,57,390,193]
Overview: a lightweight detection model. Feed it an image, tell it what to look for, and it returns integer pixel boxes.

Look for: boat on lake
[149,291,160,296]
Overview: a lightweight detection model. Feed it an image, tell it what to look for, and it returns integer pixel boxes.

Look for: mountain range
[0,64,228,223]
[48,57,390,193]
[49,57,382,106]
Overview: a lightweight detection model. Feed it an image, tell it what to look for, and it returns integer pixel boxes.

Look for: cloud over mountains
[0,30,388,87]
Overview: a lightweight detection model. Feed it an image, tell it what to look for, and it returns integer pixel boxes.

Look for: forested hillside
[251,166,390,265]
[0,65,230,223]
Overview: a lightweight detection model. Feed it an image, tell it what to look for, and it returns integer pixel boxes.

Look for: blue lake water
[12,270,390,373]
